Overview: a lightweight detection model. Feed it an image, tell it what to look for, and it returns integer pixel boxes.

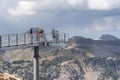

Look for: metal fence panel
[0,32,69,47]
[1,35,9,47]
[18,34,25,45]
[9,34,17,46]
[25,33,32,44]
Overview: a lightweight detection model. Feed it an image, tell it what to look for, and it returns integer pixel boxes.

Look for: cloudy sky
[0,0,120,39]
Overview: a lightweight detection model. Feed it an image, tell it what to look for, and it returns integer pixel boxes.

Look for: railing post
[34,46,39,80]
[8,35,10,46]
[30,33,33,44]
[64,33,66,43]
[24,33,26,45]
[16,34,18,46]
[0,36,1,47]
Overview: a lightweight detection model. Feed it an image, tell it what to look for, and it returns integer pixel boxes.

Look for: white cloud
[66,0,83,6]
[81,16,120,34]
[88,0,109,10]
[32,0,84,10]
[88,0,120,10]
[85,17,119,32]
[8,0,85,16]
[8,0,120,16]
[8,1,36,16]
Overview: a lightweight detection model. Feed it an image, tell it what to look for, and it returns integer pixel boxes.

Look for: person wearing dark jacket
[52,29,55,39]
[39,28,45,46]
[30,28,33,43]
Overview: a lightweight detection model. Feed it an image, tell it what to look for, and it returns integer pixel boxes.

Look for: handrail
[0,32,69,48]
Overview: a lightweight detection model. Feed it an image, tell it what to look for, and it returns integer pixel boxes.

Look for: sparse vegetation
[0,36,120,80]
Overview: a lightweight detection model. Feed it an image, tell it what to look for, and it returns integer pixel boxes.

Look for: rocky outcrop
[39,48,85,80]
[85,57,120,80]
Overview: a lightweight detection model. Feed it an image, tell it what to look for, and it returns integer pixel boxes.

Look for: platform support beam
[34,46,39,80]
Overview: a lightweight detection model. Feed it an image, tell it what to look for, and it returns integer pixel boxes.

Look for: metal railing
[0,32,69,47]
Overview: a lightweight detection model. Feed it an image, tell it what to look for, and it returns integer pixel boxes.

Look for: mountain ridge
[69,36,120,57]
[99,34,119,41]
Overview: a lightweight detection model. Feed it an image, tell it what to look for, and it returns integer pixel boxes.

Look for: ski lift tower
[0,28,69,80]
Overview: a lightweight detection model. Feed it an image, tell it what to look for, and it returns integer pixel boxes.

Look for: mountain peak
[99,34,119,41]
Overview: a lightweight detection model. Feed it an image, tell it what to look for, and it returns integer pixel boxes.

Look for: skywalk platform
[0,32,69,50]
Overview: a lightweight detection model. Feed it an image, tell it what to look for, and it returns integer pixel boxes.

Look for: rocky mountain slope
[0,47,120,80]
[0,36,120,80]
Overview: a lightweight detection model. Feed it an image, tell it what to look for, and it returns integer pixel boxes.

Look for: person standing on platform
[30,28,33,44]
[39,28,45,46]
[36,30,39,41]
[52,29,56,40]
[64,33,66,43]
[55,30,59,43]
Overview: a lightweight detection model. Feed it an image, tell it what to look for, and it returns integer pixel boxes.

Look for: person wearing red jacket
[36,30,39,41]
